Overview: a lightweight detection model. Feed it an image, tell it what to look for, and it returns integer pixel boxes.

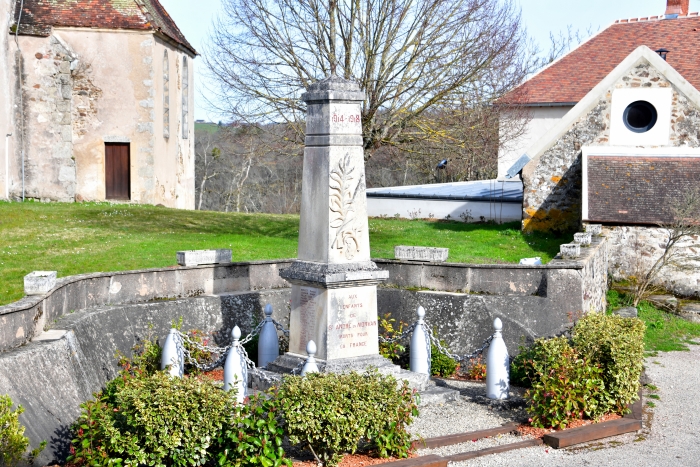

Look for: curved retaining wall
[0,238,607,463]
[0,260,293,352]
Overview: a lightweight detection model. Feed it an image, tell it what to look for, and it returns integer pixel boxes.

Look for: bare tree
[630,188,700,307]
[194,131,221,210]
[204,0,538,159]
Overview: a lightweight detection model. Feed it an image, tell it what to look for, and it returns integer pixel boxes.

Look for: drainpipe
[4,133,10,200]
[15,0,25,201]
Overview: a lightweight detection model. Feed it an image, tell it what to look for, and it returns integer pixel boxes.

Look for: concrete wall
[366,197,522,223]
[0,260,293,352]
[0,241,607,463]
[5,28,195,207]
[497,105,573,180]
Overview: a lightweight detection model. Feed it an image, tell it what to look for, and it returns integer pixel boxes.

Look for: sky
[158,0,696,121]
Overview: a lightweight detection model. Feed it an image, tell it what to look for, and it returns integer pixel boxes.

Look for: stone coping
[0,259,295,316]
[2,248,604,315]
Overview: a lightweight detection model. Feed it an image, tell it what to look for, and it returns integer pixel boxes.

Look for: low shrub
[68,372,238,467]
[517,313,646,428]
[572,312,646,413]
[1,395,45,467]
[463,355,487,381]
[523,337,605,429]
[430,344,458,377]
[274,371,418,466]
[509,345,534,388]
[214,394,290,467]
[378,314,407,364]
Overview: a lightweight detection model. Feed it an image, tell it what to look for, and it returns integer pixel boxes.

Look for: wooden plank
[624,388,644,421]
[443,439,543,462]
[543,418,642,449]
[375,454,446,467]
[412,422,519,449]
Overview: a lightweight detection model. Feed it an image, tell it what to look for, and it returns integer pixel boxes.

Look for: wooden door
[105,143,130,200]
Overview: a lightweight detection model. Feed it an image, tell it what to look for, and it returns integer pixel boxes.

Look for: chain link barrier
[173,314,493,380]
[172,317,290,384]
[379,320,494,364]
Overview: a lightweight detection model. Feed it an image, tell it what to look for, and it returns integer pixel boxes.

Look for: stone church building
[502,1,700,298]
[0,0,196,208]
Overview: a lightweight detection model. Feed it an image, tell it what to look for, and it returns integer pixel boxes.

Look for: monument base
[265,352,431,392]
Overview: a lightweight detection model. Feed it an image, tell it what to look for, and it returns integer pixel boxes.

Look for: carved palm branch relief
[329,153,365,259]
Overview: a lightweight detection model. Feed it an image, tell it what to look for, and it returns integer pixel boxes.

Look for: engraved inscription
[298,287,318,350]
[332,114,361,123]
[331,291,377,350]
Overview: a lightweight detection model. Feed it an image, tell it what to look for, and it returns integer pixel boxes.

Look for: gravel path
[410,344,700,466]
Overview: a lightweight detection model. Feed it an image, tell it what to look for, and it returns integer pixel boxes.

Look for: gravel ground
[410,344,700,466]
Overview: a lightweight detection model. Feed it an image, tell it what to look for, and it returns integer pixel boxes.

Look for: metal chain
[379,320,493,364]
[378,322,417,344]
[273,319,290,336]
[172,317,291,378]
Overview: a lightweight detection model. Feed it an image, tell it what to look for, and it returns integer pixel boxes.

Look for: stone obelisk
[277,76,389,371]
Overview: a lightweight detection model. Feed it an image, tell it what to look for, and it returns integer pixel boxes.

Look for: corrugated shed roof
[11,0,196,55]
[503,14,700,105]
[366,180,523,202]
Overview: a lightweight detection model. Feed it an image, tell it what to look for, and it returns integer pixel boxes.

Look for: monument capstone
[274,76,391,372]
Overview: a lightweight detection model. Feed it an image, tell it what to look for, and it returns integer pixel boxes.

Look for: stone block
[559,243,581,259]
[176,249,232,266]
[395,246,449,262]
[573,232,592,246]
[24,271,57,295]
[584,224,602,236]
[613,307,638,318]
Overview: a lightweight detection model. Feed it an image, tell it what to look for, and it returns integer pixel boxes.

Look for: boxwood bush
[572,312,646,413]
[1,395,45,467]
[513,313,646,429]
[274,371,418,466]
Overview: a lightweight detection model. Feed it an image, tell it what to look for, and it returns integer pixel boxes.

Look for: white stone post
[301,340,320,376]
[161,328,183,378]
[224,326,247,403]
[410,306,431,375]
[486,318,510,400]
[258,304,280,368]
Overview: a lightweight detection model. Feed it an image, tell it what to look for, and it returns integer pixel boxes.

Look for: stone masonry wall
[14,35,79,201]
[522,61,700,233]
[606,226,700,298]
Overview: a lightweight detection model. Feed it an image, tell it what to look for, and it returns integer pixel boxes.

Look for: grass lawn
[607,289,700,353]
[0,201,565,306]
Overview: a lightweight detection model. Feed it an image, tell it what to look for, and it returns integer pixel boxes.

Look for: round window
[623,100,657,133]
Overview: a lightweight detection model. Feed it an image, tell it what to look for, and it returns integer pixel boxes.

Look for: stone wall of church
[8,28,195,208]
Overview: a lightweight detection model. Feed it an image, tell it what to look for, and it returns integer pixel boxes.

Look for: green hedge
[512,313,646,429]
[275,371,418,466]
[572,312,646,413]
[1,395,45,467]
[69,332,418,467]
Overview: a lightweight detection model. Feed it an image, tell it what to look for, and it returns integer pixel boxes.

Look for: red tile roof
[504,14,700,105]
[12,0,196,55]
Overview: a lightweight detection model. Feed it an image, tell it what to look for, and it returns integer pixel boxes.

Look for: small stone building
[497,1,700,181]
[0,0,196,208]
[512,45,700,297]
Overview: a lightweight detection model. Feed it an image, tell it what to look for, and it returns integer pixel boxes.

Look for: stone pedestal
[278,76,389,369]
